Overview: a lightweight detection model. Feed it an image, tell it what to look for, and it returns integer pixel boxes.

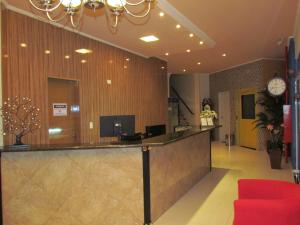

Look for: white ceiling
[4,0,299,74]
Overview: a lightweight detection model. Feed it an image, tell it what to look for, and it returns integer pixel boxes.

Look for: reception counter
[0,126,218,225]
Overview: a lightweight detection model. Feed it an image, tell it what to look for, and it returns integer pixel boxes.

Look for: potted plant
[254,90,284,169]
[0,96,41,147]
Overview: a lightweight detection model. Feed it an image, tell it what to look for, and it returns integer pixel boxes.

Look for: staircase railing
[170,86,195,115]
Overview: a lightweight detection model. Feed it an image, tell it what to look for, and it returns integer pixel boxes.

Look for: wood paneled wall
[1,9,168,145]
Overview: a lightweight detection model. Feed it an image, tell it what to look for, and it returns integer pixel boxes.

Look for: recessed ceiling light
[197,62,201,65]
[20,43,27,48]
[75,48,92,54]
[165,52,169,56]
[199,41,204,45]
[107,80,112,85]
[81,59,87,64]
[176,24,181,29]
[159,12,165,17]
[140,35,159,42]
[189,33,194,38]
[186,49,191,53]
[222,53,227,57]
[65,55,70,59]
[126,58,130,61]
[183,69,186,72]
[161,66,165,70]
[45,50,51,54]
[124,65,128,69]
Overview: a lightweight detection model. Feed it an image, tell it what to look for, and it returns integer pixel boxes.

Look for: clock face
[267,78,286,96]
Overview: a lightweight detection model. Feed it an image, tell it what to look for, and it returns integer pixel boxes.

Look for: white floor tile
[153,142,293,225]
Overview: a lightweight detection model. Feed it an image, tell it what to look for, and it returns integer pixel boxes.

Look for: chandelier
[28,0,155,28]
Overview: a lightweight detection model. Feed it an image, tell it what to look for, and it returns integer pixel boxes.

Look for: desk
[0,126,218,225]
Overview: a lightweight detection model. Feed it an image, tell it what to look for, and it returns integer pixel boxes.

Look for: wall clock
[267,77,287,96]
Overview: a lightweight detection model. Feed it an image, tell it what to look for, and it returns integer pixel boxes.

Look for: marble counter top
[0,126,219,153]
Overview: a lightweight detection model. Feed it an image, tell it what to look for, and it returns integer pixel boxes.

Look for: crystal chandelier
[28,0,155,28]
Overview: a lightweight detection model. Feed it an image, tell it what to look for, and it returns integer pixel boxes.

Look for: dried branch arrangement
[0,97,41,145]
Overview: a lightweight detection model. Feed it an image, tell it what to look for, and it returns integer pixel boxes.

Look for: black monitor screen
[145,124,166,138]
[100,115,135,137]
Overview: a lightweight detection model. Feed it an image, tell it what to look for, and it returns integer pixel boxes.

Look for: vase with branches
[0,97,41,146]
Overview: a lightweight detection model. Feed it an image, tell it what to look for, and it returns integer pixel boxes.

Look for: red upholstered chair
[233,179,300,225]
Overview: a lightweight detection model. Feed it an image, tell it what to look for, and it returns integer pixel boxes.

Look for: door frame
[47,76,81,144]
[218,91,231,143]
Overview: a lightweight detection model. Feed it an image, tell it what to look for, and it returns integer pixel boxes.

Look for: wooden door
[48,78,80,144]
[218,91,230,142]
[239,89,257,149]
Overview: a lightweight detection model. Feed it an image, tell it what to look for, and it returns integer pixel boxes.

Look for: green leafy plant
[254,90,284,151]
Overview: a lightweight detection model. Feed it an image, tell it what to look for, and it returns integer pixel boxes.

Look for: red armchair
[233,179,300,225]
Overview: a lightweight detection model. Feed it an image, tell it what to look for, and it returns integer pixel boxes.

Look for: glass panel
[241,94,255,119]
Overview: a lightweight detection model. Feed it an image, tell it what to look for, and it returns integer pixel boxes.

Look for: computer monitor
[145,124,166,138]
[100,115,135,137]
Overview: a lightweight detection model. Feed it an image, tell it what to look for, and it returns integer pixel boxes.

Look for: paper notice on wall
[53,103,68,116]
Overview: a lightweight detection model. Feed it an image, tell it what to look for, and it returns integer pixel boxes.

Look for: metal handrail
[170,86,195,115]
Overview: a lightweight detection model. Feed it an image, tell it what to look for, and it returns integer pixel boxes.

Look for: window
[241,94,255,119]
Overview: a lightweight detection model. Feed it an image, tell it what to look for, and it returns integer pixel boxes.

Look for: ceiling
[4,0,299,74]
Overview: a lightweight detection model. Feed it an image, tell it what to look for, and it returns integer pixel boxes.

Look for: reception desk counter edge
[0,126,219,225]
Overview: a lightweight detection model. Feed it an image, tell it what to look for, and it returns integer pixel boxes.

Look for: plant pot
[15,135,24,145]
[269,150,282,169]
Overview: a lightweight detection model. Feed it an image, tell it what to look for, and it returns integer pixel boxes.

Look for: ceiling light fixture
[28,0,155,29]
[159,12,164,17]
[20,43,27,48]
[81,59,87,63]
[140,35,159,42]
[199,41,204,45]
[165,52,169,56]
[189,33,194,38]
[176,24,181,29]
[126,58,130,61]
[222,53,227,57]
[45,50,51,54]
[197,62,201,65]
[183,69,186,72]
[186,49,191,53]
[65,55,70,59]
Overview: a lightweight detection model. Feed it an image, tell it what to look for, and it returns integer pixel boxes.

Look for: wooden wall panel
[2,9,168,145]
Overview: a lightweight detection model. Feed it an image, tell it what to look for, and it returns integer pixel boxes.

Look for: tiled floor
[154,142,293,225]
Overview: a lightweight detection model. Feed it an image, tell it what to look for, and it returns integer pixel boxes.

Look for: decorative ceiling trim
[158,0,216,48]
[2,1,151,59]
[210,58,285,75]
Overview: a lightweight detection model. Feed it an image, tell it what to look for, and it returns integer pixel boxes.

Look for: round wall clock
[267,77,287,96]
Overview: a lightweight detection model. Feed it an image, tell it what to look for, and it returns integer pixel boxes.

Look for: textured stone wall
[210,59,285,150]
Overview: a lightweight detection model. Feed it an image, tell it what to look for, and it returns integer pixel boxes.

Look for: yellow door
[239,89,257,149]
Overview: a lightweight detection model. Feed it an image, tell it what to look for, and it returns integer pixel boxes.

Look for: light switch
[89,122,94,129]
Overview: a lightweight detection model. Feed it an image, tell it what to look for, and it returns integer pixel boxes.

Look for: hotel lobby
[0,0,300,225]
